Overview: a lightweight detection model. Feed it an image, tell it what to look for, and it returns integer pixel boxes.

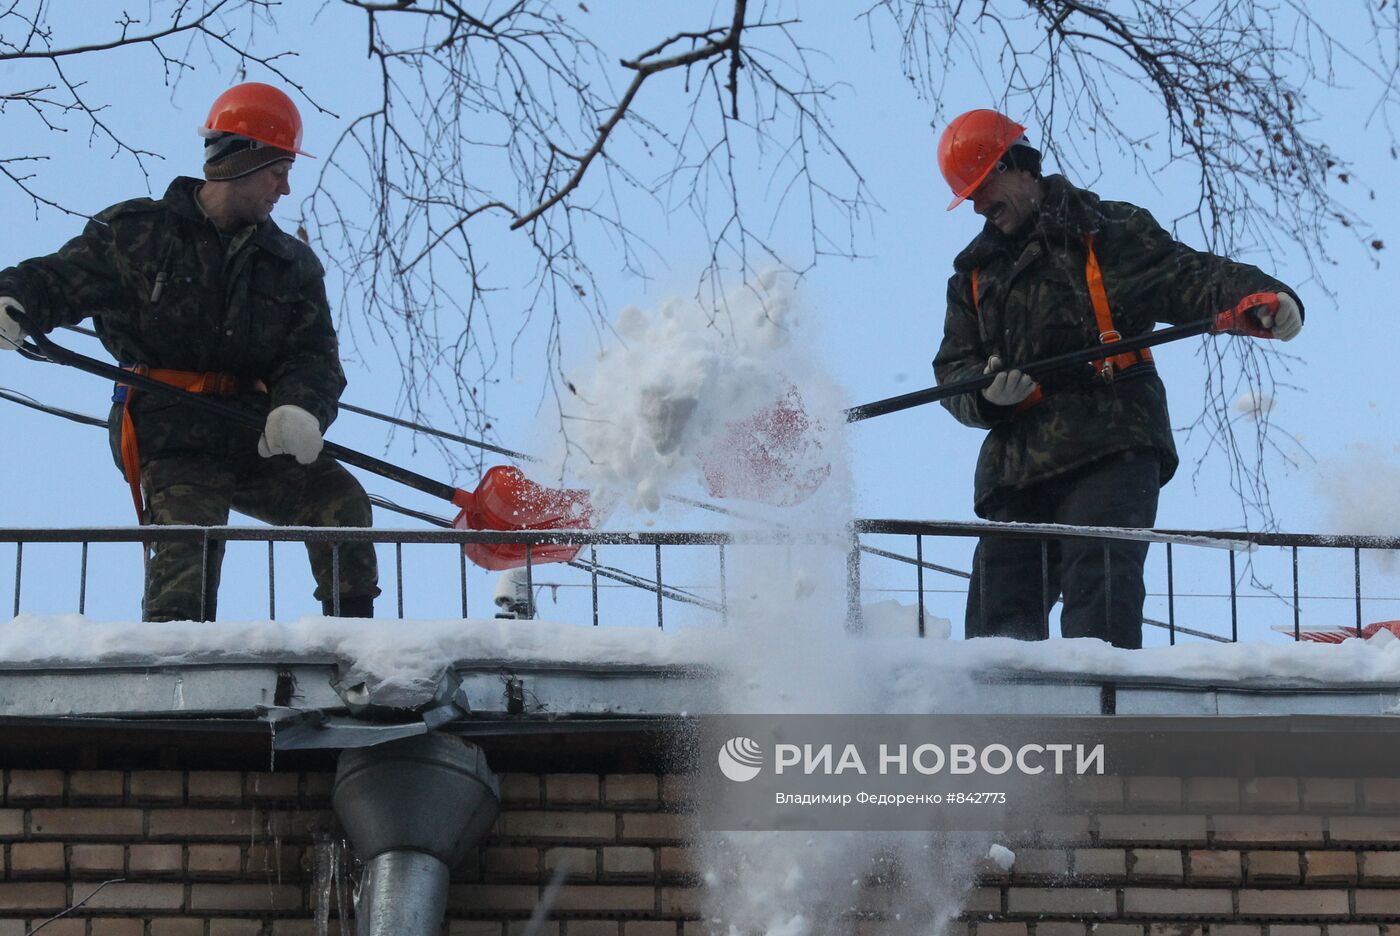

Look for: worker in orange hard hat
[0,82,380,622]
[930,108,1304,649]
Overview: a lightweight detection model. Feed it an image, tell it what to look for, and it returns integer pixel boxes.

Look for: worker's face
[227,159,293,226]
[969,164,1041,236]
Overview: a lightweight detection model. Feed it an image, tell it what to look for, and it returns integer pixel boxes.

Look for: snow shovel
[843,293,1280,423]
[11,314,595,571]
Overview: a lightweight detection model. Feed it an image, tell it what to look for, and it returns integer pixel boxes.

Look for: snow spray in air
[547,274,985,933]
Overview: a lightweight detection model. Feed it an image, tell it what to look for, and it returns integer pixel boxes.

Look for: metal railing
[853,520,1400,644]
[3,522,1399,643]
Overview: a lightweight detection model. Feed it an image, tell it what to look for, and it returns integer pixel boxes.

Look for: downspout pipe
[333,732,501,936]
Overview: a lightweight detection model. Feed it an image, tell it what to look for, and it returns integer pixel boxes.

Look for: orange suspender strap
[1083,234,1152,379]
[119,393,144,520]
[118,367,250,521]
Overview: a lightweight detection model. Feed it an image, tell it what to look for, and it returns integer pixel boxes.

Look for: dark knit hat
[203,132,294,181]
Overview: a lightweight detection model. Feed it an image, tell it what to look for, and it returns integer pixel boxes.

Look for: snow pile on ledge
[4,612,1400,693]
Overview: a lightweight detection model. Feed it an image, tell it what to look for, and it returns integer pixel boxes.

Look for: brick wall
[948,775,1400,936]
[0,768,702,936]
[5,769,1400,935]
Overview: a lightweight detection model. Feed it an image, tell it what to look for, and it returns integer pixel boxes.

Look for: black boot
[323,595,375,618]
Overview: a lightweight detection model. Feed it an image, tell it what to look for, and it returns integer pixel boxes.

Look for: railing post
[268,541,276,621]
[976,541,987,636]
[459,547,468,619]
[78,541,88,615]
[525,544,535,620]
[1166,543,1175,646]
[332,542,342,617]
[1040,539,1050,633]
[718,544,728,627]
[845,528,863,632]
[11,542,20,617]
[1102,541,1113,631]
[653,545,665,629]
[1355,547,1363,638]
[1291,545,1300,641]
[199,529,210,622]
[591,545,599,628]
[396,542,405,619]
[916,534,925,638]
[1228,549,1238,643]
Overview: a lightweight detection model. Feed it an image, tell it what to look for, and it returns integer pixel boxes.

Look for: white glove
[1257,292,1302,342]
[0,297,26,351]
[258,404,324,465]
[980,355,1037,407]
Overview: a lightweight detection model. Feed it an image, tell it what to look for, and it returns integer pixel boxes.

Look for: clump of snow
[1233,390,1274,421]
[1370,626,1398,646]
[861,599,952,640]
[543,274,843,512]
[987,844,1016,871]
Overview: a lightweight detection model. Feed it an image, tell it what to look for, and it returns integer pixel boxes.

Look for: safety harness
[113,368,265,521]
[969,233,1152,413]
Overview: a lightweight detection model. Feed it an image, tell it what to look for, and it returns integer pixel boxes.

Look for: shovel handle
[844,317,1217,423]
[12,312,462,504]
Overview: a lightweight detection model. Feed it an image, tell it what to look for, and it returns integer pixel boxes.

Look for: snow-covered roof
[3,613,1399,721]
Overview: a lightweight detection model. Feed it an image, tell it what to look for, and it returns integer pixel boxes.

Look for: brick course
[1098,815,1208,845]
[71,843,126,876]
[69,771,125,803]
[30,809,144,839]
[546,775,601,805]
[129,772,185,804]
[1186,849,1241,884]
[6,770,64,803]
[1244,849,1301,883]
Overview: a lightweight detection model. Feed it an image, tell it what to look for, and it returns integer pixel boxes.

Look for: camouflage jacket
[0,176,344,467]
[933,175,1302,515]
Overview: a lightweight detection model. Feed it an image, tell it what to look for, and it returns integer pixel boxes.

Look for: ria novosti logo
[717,737,764,782]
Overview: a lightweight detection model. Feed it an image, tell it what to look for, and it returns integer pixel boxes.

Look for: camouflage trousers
[141,451,380,622]
[964,448,1160,649]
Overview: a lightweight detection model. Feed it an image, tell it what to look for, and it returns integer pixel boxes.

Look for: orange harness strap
[967,235,1151,414]
[1082,234,1152,380]
[119,367,253,522]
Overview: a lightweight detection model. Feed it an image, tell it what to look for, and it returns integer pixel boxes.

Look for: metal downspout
[332,732,501,936]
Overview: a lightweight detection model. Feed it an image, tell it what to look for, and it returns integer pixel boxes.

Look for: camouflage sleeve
[0,213,131,333]
[1100,202,1304,328]
[265,257,345,431]
[933,272,1014,428]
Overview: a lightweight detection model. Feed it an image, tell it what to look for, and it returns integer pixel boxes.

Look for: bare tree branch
[3,0,1396,519]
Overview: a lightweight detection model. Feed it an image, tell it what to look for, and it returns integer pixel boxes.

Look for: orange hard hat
[201,82,312,157]
[937,109,1027,210]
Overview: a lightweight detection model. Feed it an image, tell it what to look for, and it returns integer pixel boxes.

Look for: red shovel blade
[1288,620,1400,644]
[700,385,831,507]
[453,465,595,571]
